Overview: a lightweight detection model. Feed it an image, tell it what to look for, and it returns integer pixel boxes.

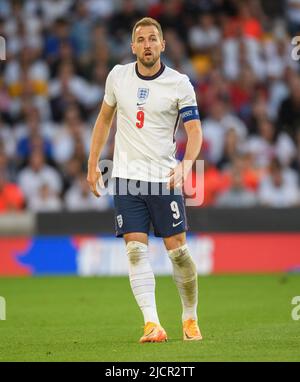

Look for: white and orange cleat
[139,322,168,343]
[183,319,203,341]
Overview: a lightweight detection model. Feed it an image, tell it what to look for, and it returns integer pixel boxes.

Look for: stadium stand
[0,0,300,212]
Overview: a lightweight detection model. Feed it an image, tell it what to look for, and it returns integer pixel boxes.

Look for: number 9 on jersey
[136,110,145,129]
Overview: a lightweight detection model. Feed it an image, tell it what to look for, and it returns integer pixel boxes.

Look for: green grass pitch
[0,274,300,361]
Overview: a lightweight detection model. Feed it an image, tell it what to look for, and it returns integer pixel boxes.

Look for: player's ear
[161,39,166,52]
[131,42,136,55]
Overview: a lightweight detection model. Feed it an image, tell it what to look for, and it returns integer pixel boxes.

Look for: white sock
[168,244,198,322]
[126,241,160,325]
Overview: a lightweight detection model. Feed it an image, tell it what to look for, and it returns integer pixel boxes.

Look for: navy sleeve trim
[179,106,200,122]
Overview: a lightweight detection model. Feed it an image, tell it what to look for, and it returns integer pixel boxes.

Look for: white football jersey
[104,62,199,182]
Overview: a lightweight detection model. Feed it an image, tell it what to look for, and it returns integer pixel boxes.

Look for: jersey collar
[135,62,165,80]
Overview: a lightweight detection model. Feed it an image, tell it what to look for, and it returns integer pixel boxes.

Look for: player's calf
[126,241,161,330]
[167,244,199,324]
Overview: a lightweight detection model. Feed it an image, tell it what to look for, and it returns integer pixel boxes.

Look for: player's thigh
[114,193,151,237]
[146,193,188,239]
[124,232,148,245]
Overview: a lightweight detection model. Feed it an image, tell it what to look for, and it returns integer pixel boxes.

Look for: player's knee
[126,241,148,265]
[164,234,186,251]
[168,244,197,272]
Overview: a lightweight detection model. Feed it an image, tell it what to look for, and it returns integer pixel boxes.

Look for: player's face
[131,25,165,68]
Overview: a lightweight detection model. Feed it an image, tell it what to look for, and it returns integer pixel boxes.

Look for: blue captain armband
[179,106,200,122]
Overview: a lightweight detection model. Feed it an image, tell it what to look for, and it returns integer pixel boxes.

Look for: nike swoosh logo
[173,220,183,227]
[137,102,145,106]
[184,330,202,340]
[184,331,193,339]
[145,328,155,337]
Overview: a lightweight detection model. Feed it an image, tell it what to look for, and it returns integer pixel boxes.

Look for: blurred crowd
[0,0,300,213]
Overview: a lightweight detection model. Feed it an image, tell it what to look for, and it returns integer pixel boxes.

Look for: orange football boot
[183,319,203,341]
[139,322,168,343]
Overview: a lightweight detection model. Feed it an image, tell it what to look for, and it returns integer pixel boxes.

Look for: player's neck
[136,59,162,78]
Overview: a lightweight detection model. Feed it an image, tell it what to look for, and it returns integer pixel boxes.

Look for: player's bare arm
[168,119,203,189]
[87,100,116,197]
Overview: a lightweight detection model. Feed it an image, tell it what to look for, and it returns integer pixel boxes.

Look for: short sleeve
[103,67,117,107]
[177,76,200,122]
[177,75,198,111]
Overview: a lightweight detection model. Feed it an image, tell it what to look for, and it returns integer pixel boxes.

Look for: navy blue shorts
[113,178,188,238]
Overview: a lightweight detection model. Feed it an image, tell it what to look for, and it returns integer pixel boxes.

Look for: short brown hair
[132,17,163,42]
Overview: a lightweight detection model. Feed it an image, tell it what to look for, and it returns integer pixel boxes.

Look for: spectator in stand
[222,2,263,41]
[228,65,258,119]
[49,39,78,79]
[267,64,292,123]
[15,108,53,164]
[85,0,114,20]
[286,0,300,35]
[28,183,62,212]
[51,104,91,165]
[188,12,221,54]
[195,69,230,118]
[86,62,108,115]
[243,118,297,169]
[0,118,15,159]
[222,2,265,81]
[18,149,62,201]
[248,92,270,135]
[184,156,226,207]
[49,61,93,121]
[44,17,75,63]
[264,31,298,81]
[61,156,85,194]
[258,158,300,207]
[0,171,24,213]
[0,149,16,182]
[71,1,93,64]
[278,74,300,141]
[157,0,186,41]
[222,153,262,192]
[215,167,258,208]
[291,128,300,175]
[109,0,144,41]
[217,128,242,170]
[64,173,112,211]
[90,24,113,65]
[202,98,247,164]
[4,42,50,121]
[40,0,74,27]
[14,104,55,145]
[0,73,11,123]
[4,45,49,96]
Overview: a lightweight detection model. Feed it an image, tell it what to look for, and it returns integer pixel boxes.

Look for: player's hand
[87,166,104,197]
[167,160,193,190]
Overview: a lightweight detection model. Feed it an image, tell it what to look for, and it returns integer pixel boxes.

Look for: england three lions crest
[117,214,123,228]
[137,88,149,103]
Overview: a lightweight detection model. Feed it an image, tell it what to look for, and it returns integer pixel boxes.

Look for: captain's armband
[179,106,200,123]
